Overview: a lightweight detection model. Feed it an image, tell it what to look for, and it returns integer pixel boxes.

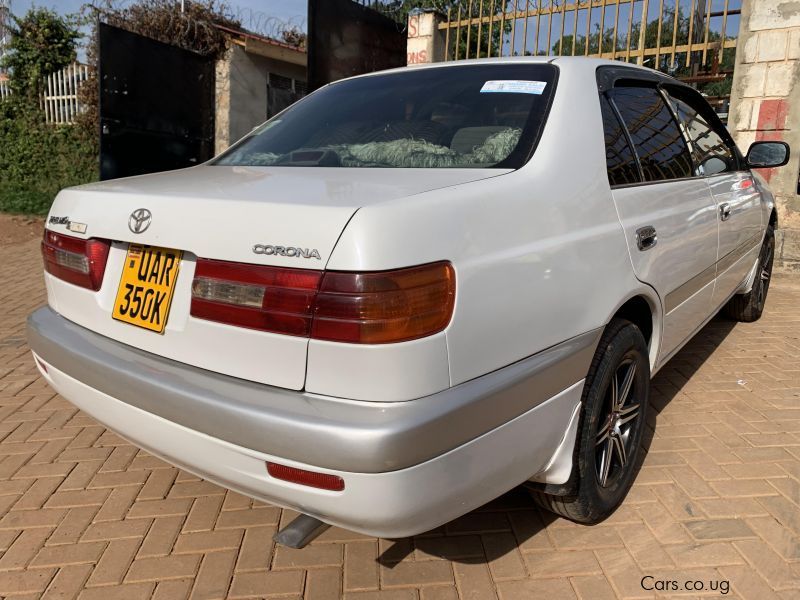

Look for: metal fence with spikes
[436,1,740,115]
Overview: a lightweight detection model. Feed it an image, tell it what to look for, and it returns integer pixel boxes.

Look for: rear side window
[599,95,640,186]
[666,93,736,176]
[609,87,694,183]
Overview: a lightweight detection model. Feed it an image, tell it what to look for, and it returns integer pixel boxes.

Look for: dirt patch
[0,214,45,247]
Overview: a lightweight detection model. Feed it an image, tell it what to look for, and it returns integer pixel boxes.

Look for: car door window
[599,95,641,186]
[666,92,736,177]
[609,86,694,183]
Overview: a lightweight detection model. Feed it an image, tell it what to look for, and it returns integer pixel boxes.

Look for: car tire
[528,318,650,523]
[723,225,774,323]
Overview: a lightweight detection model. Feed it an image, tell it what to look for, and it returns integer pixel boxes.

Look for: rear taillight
[191,259,323,336]
[312,262,456,344]
[42,230,110,291]
[190,260,455,344]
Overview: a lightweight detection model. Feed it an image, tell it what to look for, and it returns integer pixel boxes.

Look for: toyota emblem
[128,208,152,234]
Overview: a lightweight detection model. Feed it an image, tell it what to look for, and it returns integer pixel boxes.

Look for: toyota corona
[27,57,789,545]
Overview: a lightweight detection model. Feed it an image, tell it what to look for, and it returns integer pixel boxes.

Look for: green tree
[0,8,80,100]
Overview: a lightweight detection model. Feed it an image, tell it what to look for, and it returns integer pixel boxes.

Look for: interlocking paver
[0,238,798,598]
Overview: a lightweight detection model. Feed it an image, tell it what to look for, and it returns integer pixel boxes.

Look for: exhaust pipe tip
[273,513,331,549]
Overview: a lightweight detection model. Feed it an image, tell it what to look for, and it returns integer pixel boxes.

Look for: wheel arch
[605,289,661,371]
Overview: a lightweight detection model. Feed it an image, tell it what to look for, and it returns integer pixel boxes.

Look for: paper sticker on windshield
[480,80,547,95]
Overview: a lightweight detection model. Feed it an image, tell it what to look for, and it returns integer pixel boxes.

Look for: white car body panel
[611,179,719,358]
[708,172,764,307]
[328,60,636,385]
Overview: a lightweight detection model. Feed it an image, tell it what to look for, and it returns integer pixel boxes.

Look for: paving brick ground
[0,237,798,599]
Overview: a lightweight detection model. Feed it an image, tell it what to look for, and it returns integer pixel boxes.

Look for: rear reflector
[42,230,110,291]
[267,462,345,491]
[191,259,455,344]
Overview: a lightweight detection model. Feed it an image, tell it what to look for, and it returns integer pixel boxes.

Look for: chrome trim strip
[664,232,762,314]
[27,307,600,474]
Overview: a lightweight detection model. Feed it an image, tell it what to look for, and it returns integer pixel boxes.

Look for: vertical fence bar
[465,0,473,58]
[571,0,579,56]
[670,0,679,69]
[53,70,58,124]
[510,0,517,55]
[654,0,664,70]
[522,0,530,55]
[455,5,463,59]
[66,66,72,123]
[61,68,66,124]
[599,0,607,56]
[686,0,696,67]
[611,0,620,59]
[498,0,507,56]
[45,73,52,124]
[637,0,649,64]
[487,0,496,57]
[533,0,541,55]
[558,0,567,55]
[625,0,635,62]
[73,65,79,121]
[58,69,64,124]
[477,0,484,57]
[546,0,554,57]
[702,0,711,65]
[584,0,592,56]
[445,8,451,61]
[719,0,729,67]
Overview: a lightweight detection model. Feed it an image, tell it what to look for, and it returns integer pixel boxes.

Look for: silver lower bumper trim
[27,306,599,473]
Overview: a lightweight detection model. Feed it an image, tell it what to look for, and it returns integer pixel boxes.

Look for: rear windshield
[214,64,558,169]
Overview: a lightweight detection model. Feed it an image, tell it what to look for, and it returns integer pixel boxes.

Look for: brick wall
[728,0,800,270]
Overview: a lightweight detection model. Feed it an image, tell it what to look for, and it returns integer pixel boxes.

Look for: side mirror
[746,141,790,169]
[700,156,730,176]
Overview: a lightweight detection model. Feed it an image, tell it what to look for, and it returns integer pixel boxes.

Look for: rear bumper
[27,306,596,537]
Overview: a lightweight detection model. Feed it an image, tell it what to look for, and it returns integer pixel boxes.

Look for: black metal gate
[307,0,407,92]
[98,23,215,180]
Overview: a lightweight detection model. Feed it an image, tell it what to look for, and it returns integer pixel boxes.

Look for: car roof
[349,55,660,76]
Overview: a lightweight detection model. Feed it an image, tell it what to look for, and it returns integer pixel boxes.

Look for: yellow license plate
[112,245,182,333]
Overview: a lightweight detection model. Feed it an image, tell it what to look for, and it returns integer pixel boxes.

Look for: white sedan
[28,57,789,546]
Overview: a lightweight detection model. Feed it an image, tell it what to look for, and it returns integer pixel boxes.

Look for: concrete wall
[728,0,800,270]
[215,45,307,155]
[406,10,446,64]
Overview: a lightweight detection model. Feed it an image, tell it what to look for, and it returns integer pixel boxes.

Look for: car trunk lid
[44,165,507,389]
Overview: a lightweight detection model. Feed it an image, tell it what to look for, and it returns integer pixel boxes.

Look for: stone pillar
[728,0,800,270]
[214,52,232,156]
[407,9,447,65]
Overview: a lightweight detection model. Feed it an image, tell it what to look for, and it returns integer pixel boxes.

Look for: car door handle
[636,226,657,251]
[719,202,732,221]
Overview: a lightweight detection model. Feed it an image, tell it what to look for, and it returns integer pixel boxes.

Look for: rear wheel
[529,319,649,523]
[724,225,774,323]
